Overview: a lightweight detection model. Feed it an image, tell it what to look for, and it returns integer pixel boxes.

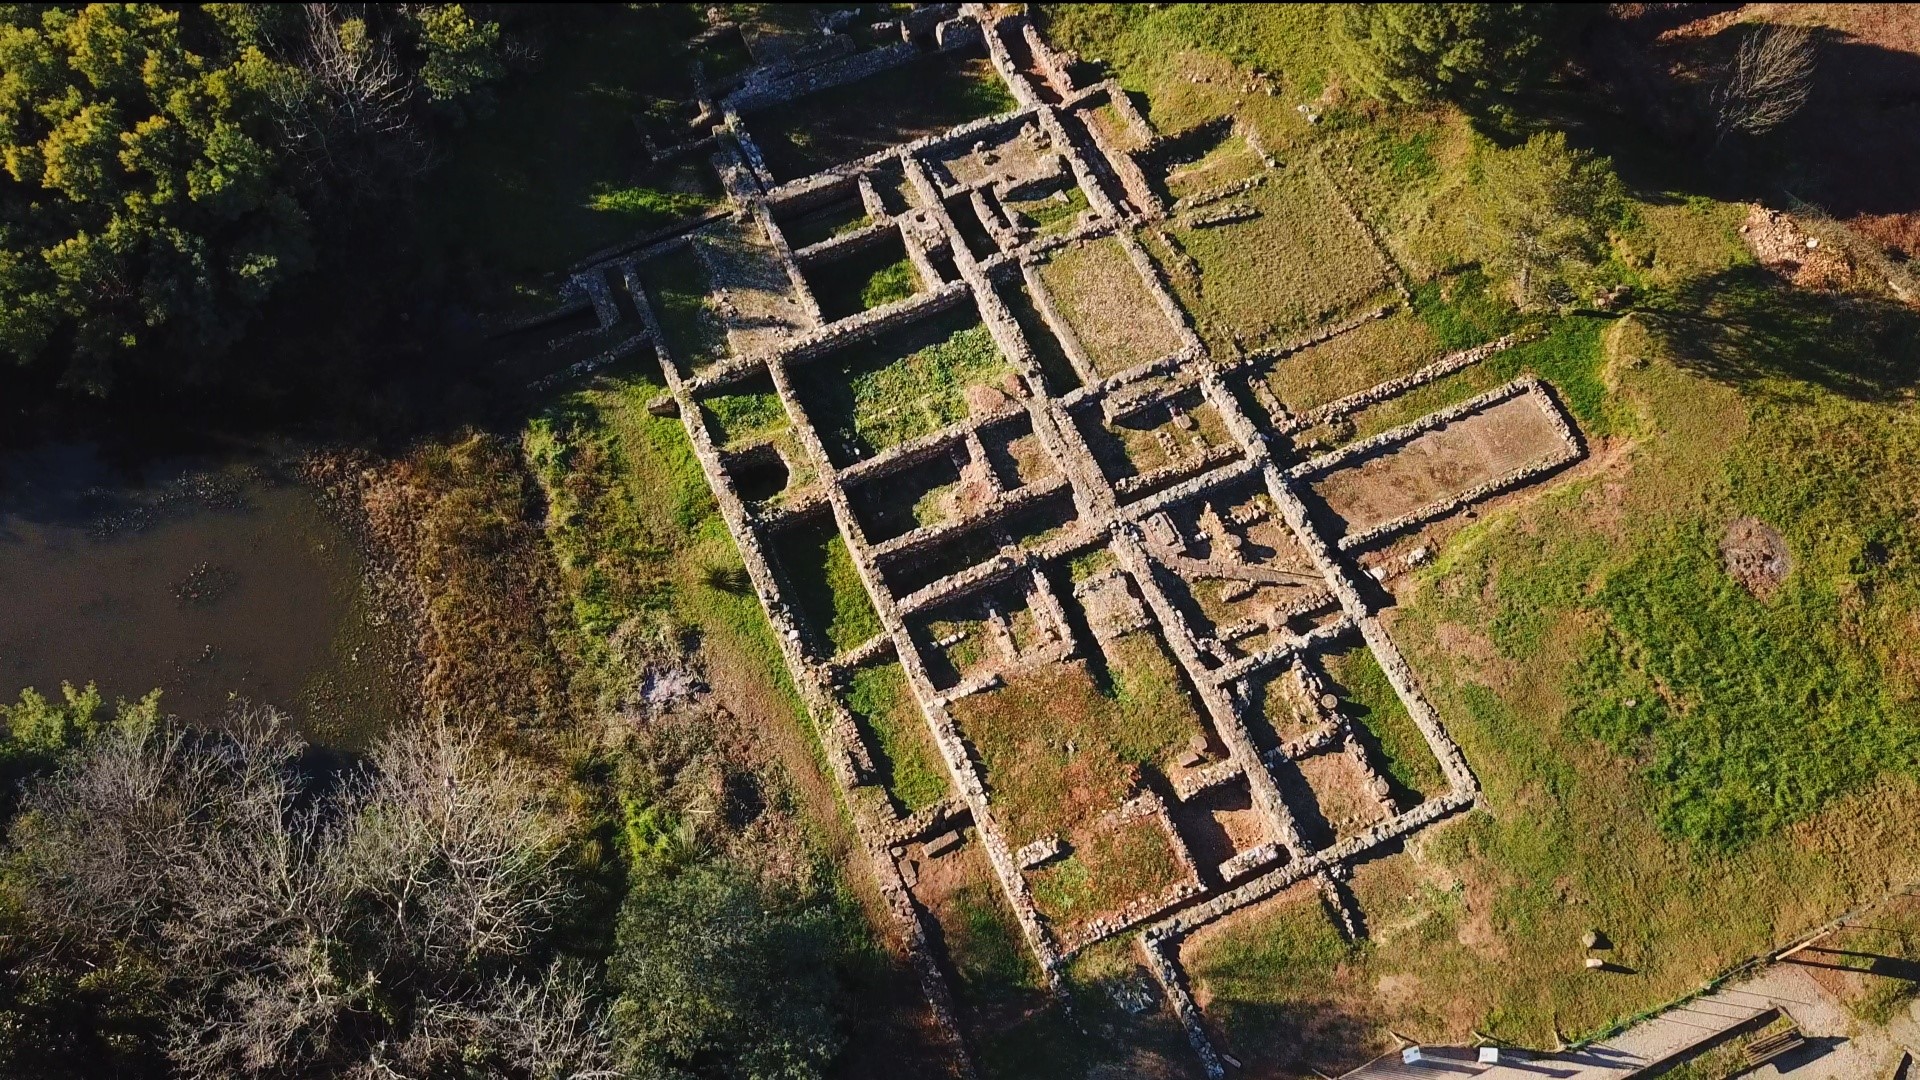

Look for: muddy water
[0,443,404,749]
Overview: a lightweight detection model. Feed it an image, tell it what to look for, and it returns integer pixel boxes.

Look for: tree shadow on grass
[1205,997,1384,1078]
[1640,266,1920,401]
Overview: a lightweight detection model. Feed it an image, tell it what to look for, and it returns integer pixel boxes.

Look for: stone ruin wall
[519,11,1609,1074]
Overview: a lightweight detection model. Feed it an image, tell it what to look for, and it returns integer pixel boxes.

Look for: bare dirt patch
[1293,751,1391,842]
[1721,515,1793,599]
[1740,204,1858,291]
[1310,392,1572,537]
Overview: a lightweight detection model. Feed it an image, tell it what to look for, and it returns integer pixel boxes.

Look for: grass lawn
[795,307,1013,463]
[1260,309,1441,414]
[808,241,922,322]
[749,51,1018,181]
[1322,645,1448,805]
[1005,184,1090,235]
[1144,161,1397,357]
[1028,814,1187,933]
[846,660,950,813]
[953,630,1209,848]
[772,518,883,657]
[635,245,730,373]
[701,376,788,449]
[1036,237,1186,376]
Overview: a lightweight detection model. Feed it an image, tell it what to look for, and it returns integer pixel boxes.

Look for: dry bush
[1714,24,1818,142]
[4,709,597,1080]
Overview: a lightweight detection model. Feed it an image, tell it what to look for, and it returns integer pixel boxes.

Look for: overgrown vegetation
[0,3,503,393]
[846,662,949,813]
[799,313,1011,461]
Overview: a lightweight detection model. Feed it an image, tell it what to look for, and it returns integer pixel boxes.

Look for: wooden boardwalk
[1340,977,1779,1079]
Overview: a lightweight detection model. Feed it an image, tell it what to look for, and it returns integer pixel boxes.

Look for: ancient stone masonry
[1281,331,1532,432]
[541,11,1596,1073]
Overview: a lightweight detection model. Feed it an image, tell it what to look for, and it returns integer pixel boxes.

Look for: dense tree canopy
[0,3,502,393]
[1475,131,1624,308]
[1334,3,1587,115]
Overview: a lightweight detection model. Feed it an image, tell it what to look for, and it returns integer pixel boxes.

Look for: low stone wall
[1237,302,1398,372]
[1292,377,1537,480]
[725,39,918,114]
[972,2,1046,110]
[1286,332,1531,432]
[1141,929,1228,1080]
[793,218,900,264]
[686,278,972,393]
[1021,20,1076,97]
[870,476,1070,565]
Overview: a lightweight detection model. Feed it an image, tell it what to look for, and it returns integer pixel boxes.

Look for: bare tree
[1714,24,1817,143]
[336,717,573,970]
[5,708,589,1079]
[357,965,618,1080]
[270,3,433,193]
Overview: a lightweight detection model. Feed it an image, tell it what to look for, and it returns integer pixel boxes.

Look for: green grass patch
[1335,315,1611,446]
[586,182,718,231]
[1007,185,1090,234]
[860,258,918,309]
[847,662,949,813]
[775,519,882,656]
[1262,309,1440,413]
[945,877,1044,1007]
[1038,4,1338,132]
[1183,884,1373,1070]
[1324,647,1447,803]
[701,384,787,448]
[808,237,922,322]
[1410,269,1525,352]
[797,309,1011,462]
[637,245,729,372]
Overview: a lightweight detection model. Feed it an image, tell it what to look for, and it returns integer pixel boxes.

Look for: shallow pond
[0,443,404,749]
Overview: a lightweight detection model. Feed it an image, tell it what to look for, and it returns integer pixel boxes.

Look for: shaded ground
[751,52,1018,182]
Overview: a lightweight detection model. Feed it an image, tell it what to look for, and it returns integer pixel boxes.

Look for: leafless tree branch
[1715,24,1817,141]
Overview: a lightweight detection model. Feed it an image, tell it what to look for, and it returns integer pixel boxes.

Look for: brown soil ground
[1167,782,1272,877]
[1294,751,1390,841]
[1310,392,1570,537]
[1721,515,1794,600]
[1740,204,1858,290]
